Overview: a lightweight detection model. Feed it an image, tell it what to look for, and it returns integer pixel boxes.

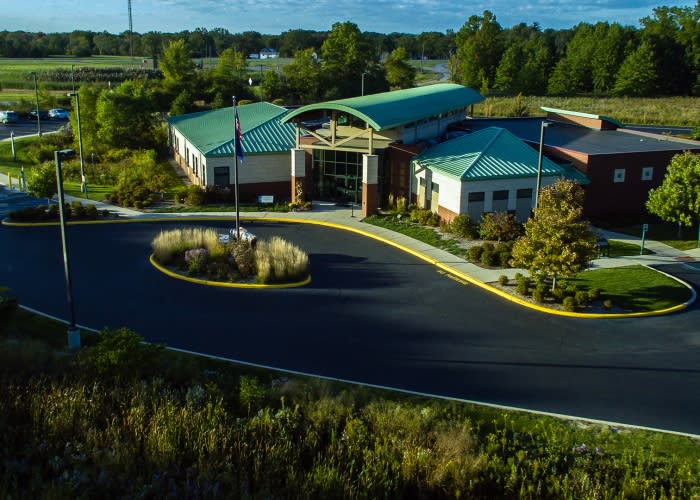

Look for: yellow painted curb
[4,214,694,317]
[149,254,311,289]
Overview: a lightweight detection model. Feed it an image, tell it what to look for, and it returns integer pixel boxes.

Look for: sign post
[640,223,649,255]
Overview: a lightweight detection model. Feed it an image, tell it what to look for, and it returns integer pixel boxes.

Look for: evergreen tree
[451,11,503,89]
[384,47,416,89]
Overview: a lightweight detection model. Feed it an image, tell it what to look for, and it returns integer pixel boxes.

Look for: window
[431,182,439,193]
[493,190,508,200]
[214,166,229,186]
[468,192,485,202]
[641,167,654,181]
[613,168,626,183]
[419,177,426,186]
[517,188,532,199]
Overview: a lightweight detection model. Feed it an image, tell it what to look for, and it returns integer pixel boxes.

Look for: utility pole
[128,0,133,59]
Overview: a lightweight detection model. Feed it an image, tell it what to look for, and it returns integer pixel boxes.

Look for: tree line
[2,2,699,97]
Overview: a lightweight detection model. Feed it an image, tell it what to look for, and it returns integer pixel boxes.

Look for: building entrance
[312,150,363,203]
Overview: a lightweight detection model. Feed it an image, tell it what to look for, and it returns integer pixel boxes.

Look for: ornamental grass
[255,236,309,284]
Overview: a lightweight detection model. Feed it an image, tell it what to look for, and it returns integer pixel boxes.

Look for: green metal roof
[540,106,623,129]
[168,102,296,157]
[282,83,484,131]
[412,127,589,184]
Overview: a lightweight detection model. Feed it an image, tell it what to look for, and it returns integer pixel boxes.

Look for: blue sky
[2,0,697,35]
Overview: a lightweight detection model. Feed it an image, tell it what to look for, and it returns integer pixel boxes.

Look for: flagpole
[232,96,240,240]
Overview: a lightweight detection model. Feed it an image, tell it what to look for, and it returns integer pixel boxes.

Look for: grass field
[571,265,692,311]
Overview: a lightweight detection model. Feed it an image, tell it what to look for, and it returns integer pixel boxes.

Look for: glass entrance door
[313,150,363,202]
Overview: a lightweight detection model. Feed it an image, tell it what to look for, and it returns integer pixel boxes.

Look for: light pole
[54,148,81,350]
[32,72,41,137]
[534,120,550,209]
[67,92,87,198]
[361,72,368,96]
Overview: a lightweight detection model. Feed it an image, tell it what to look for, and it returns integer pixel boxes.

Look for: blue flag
[234,106,244,164]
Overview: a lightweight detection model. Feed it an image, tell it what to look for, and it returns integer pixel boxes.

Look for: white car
[48,108,69,120]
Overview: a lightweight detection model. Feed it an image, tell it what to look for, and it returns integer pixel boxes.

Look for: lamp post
[67,92,87,198]
[32,72,41,137]
[361,72,368,96]
[54,148,81,350]
[534,120,550,209]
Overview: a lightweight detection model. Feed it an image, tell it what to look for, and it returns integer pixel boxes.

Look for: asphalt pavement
[1,180,699,435]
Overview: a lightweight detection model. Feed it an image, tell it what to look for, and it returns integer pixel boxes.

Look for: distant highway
[0,118,67,141]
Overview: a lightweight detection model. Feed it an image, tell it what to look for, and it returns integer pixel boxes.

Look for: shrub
[183,185,205,206]
[185,248,209,275]
[532,289,544,303]
[480,250,497,267]
[71,200,86,217]
[575,290,590,307]
[516,279,529,296]
[479,212,523,241]
[603,299,613,310]
[498,251,511,268]
[563,296,576,311]
[535,283,549,299]
[481,242,495,253]
[410,208,440,226]
[588,288,601,301]
[498,274,509,286]
[468,245,484,262]
[514,272,524,283]
[552,286,566,301]
[152,227,221,265]
[255,236,309,284]
[27,163,57,198]
[85,204,98,218]
[450,214,479,239]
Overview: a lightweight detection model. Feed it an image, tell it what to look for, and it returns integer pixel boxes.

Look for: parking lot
[0,117,67,141]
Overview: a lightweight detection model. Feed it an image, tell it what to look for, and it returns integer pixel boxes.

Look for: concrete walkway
[2,169,697,283]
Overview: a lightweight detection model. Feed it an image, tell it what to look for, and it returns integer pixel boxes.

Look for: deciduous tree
[613,42,658,96]
[511,179,597,288]
[384,47,415,89]
[647,151,700,241]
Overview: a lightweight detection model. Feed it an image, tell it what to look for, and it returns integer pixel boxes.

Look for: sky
[2,0,698,35]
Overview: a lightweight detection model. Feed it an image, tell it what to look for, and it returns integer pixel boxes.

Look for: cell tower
[128,0,133,58]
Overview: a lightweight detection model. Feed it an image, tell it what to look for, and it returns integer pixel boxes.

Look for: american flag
[234,101,244,164]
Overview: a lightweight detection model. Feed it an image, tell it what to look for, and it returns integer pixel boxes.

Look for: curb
[149,254,312,289]
[4,215,696,318]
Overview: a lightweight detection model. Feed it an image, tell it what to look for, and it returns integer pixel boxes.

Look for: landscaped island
[151,227,310,286]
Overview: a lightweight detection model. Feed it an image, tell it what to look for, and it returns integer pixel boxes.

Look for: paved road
[0,118,66,141]
[1,220,699,435]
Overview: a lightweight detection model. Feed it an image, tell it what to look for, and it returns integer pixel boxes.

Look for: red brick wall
[383,143,427,206]
[362,183,378,216]
[582,150,687,218]
[438,205,459,223]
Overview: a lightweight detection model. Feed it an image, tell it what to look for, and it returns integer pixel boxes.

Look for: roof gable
[168,102,296,156]
[282,84,484,131]
[413,127,588,184]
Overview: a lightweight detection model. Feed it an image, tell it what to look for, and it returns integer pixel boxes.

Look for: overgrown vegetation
[151,227,309,284]
[0,291,698,498]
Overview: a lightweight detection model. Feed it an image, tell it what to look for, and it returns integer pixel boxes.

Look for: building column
[291,148,307,203]
[362,154,378,217]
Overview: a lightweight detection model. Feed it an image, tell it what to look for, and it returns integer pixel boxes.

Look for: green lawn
[602,221,698,251]
[63,182,112,202]
[606,239,653,257]
[571,265,692,311]
[363,214,468,257]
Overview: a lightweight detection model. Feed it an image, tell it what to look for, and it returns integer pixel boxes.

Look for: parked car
[28,109,50,120]
[48,108,69,120]
[0,110,19,124]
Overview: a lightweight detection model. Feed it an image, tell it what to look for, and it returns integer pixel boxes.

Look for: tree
[320,21,377,98]
[160,39,196,95]
[206,48,246,101]
[96,80,158,151]
[451,11,503,89]
[612,42,658,96]
[647,151,700,242]
[27,162,57,198]
[68,84,100,156]
[284,48,321,103]
[384,47,415,89]
[511,179,597,289]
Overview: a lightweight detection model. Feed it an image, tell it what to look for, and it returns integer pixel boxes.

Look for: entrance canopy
[282,83,484,131]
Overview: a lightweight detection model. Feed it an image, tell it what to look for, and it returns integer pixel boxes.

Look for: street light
[67,92,87,198]
[534,120,550,209]
[361,72,368,96]
[32,72,41,137]
[54,148,81,350]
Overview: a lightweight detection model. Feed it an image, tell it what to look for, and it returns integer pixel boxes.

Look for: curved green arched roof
[282,83,484,131]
